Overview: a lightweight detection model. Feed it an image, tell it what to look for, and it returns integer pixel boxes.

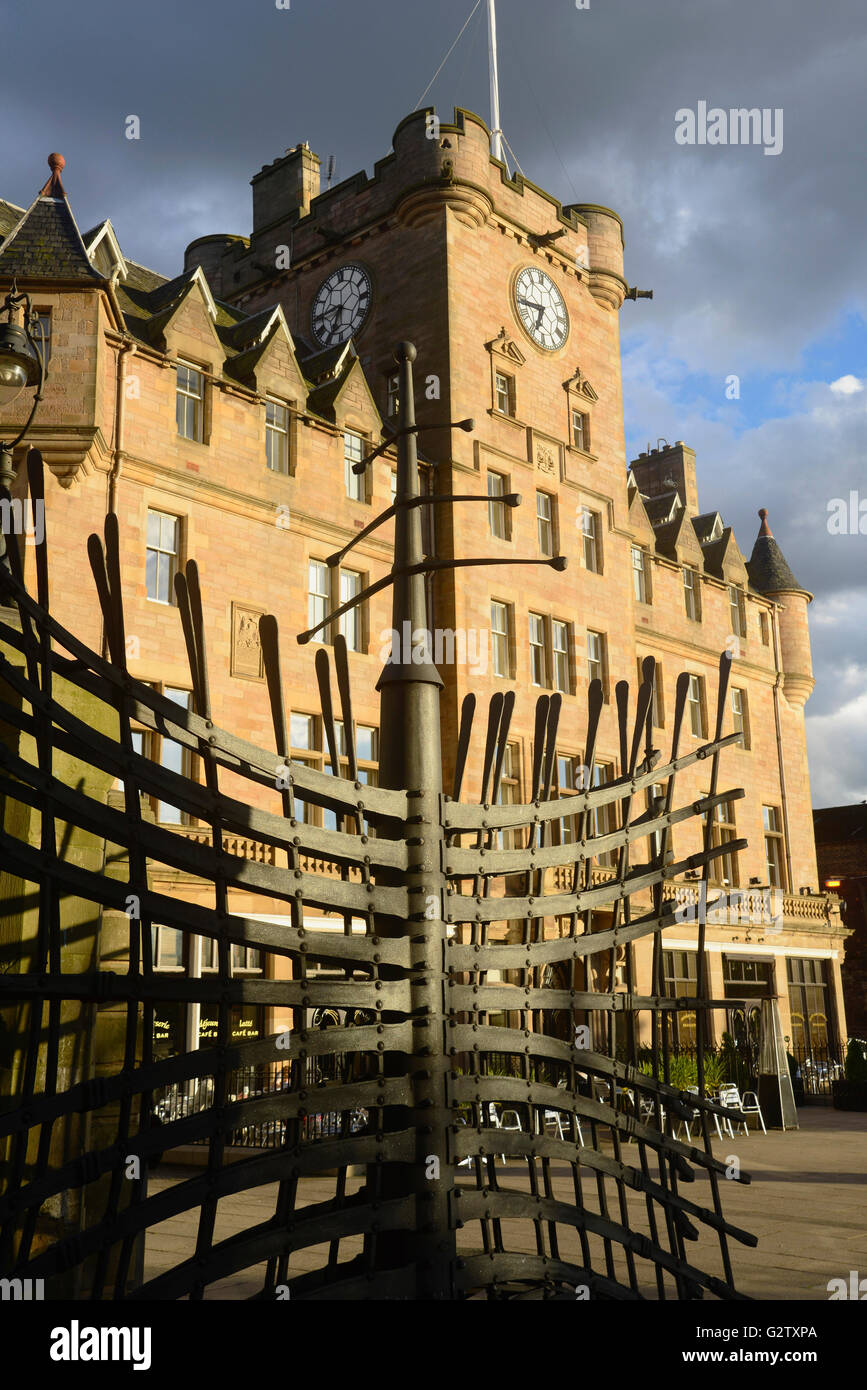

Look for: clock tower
[190,107,633,796]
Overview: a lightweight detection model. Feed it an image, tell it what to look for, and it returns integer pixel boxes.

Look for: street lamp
[0,279,46,494]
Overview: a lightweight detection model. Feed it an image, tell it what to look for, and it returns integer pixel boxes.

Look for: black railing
[788,1041,844,1104]
[152,1061,370,1151]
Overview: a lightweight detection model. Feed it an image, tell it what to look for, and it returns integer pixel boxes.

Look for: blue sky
[1,0,864,804]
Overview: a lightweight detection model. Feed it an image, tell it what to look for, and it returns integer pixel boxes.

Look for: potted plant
[832,1038,867,1111]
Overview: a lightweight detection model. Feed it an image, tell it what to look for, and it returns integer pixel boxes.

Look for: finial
[758,508,773,538]
[40,152,66,198]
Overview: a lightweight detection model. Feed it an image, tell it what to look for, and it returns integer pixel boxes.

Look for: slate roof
[642,490,682,526]
[701,529,734,580]
[692,510,723,544]
[0,193,105,283]
[747,511,806,594]
[0,198,23,241]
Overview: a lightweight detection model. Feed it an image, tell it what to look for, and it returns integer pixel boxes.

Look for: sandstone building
[0,113,847,1070]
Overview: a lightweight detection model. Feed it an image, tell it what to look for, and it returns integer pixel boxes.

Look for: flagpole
[487,0,504,164]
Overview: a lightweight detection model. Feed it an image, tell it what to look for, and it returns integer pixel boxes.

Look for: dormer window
[265,398,290,473]
[176,362,205,442]
[683,564,701,621]
[728,584,747,639]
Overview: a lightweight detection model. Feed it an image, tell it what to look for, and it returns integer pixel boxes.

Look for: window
[763,805,785,888]
[344,431,366,501]
[632,546,650,603]
[390,470,398,504]
[683,565,701,621]
[231,944,263,973]
[491,601,511,678]
[536,491,555,557]
[571,409,590,451]
[554,753,584,846]
[552,620,571,694]
[639,657,664,729]
[308,559,330,640]
[176,361,204,442]
[488,471,508,539]
[723,956,774,999]
[386,372,400,419]
[290,711,318,821]
[647,782,665,860]
[731,687,750,748]
[146,510,179,604]
[152,924,185,971]
[290,714,380,830]
[290,713,315,750]
[662,951,698,1047]
[580,508,601,573]
[786,958,831,1052]
[497,742,521,849]
[729,584,747,639]
[592,761,617,867]
[759,611,770,646]
[707,797,739,885]
[265,398,289,473]
[34,310,51,365]
[135,686,192,825]
[339,568,364,652]
[529,612,548,687]
[587,630,606,694]
[687,674,705,738]
[495,371,515,416]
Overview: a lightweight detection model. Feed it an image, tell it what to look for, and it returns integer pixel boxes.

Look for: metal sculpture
[0,342,755,1300]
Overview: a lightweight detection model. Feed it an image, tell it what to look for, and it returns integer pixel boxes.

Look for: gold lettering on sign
[231,602,265,681]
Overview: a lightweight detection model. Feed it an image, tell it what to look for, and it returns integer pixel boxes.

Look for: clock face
[514,266,569,351]
[311,264,372,347]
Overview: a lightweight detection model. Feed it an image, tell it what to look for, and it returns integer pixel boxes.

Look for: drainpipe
[769,603,794,897]
[104,335,136,659]
[108,336,136,517]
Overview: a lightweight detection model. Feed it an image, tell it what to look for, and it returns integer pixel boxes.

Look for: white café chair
[480,1100,523,1163]
[717,1084,752,1137]
[723,1084,766,1135]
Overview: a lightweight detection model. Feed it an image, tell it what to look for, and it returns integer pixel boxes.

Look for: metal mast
[487,0,505,164]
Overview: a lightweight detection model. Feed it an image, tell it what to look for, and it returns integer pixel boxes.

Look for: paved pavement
[144,1106,866,1300]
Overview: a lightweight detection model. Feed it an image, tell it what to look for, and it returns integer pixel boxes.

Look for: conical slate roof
[746,509,806,594]
[0,153,104,283]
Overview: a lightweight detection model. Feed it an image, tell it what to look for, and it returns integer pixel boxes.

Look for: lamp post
[0,280,45,562]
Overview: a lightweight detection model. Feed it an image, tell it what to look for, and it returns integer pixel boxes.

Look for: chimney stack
[251,142,321,232]
[628,440,699,516]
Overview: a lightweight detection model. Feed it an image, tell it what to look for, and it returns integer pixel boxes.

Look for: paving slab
[144,1105,866,1300]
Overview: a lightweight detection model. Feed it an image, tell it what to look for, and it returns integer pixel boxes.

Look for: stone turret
[747,508,815,707]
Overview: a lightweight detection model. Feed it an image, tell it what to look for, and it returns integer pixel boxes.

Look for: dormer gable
[83,219,128,281]
[225,316,308,407]
[149,272,224,362]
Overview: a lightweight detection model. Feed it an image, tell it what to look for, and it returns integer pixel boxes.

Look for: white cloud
[830,374,864,395]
